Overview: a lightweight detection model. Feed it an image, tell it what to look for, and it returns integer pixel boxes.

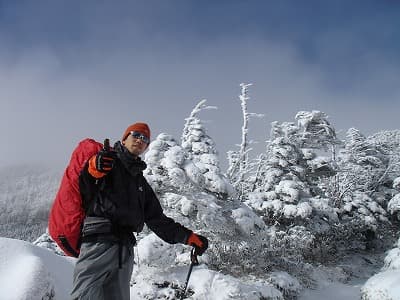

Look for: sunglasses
[130,131,150,144]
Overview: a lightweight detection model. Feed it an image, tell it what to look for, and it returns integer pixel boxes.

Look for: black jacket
[79,141,191,245]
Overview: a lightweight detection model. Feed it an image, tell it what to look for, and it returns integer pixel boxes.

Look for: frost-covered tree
[336,129,390,206]
[144,133,204,194]
[295,110,338,151]
[295,111,339,196]
[33,231,64,256]
[246,112,338,227]
[369,130,400,204]
[243,112,346,261]
[0,165,61,241]
[322,128,390,208]
[388,177,400,221]
[322,128,392,250]
[226,83,263,199]
[246,123,313,225]
[181,99,233,198]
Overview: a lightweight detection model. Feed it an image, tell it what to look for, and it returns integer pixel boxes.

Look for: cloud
[0,2,399,168]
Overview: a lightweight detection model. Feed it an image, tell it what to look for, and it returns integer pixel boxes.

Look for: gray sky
[0,1,399,168]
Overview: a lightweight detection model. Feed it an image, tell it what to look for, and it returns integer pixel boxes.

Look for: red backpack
[48,138,103,257]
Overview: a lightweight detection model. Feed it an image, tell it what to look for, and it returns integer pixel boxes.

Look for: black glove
[95,149,116,173]
[187,232,209,256]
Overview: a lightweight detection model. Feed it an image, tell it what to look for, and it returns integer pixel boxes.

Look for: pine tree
[181,100,233,198]
[246,121,313,226]
[246,111,339,226]
[144,133,204,194]
[329,128,390,248]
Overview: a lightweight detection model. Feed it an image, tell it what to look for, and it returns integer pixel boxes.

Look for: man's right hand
[88,149,116,178]
[95,149,116,173]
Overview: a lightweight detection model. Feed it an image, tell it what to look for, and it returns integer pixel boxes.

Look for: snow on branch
[227,83,264,190]
[182,99,217,144]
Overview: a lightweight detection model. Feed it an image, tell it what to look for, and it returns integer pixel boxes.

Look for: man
[71,122,208,300]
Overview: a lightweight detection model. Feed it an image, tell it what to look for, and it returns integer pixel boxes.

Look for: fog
[0,1,399,169]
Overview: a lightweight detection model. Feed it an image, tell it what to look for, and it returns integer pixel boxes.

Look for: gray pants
[71,241,134,300]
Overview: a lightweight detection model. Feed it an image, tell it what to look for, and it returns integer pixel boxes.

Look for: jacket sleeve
[79,162,100,213]
[143,180,191,244]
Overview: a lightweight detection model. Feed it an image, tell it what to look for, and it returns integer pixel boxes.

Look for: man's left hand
[187,232,208,256]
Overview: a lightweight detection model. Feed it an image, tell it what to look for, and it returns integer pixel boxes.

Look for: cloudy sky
[0,0,399,168]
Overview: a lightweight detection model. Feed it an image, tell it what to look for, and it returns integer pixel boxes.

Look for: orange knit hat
[122,122,151,142]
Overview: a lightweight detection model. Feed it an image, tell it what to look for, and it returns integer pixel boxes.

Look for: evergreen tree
[144,133,204,194]
[181,100,233,198]
[246,111,338,226]
[295,110,338,150]
[388,177,400,221]
[328,128,391,248]
[246,121,313,225]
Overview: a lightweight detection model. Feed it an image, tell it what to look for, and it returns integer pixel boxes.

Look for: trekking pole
[180,248,199,300]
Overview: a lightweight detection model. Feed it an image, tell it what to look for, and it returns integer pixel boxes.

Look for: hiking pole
[180,248,199,300]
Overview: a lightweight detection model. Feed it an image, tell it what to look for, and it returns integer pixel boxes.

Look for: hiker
[70,122,208,300]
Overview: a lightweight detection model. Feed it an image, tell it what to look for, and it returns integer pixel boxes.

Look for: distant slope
[0,164,62,241]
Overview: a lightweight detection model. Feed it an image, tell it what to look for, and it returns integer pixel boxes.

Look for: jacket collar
[114,141,147,176]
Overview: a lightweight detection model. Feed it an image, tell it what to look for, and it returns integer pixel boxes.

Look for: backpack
[48,138,103,257]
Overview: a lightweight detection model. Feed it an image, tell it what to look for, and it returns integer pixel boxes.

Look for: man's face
[122,132,149,157]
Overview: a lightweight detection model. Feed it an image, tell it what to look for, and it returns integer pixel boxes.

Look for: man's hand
[88,149,116,178]
[187,232,208,256]
[95,149,116,173]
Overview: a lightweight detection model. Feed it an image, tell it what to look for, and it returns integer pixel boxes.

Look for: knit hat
[122,122,151,142]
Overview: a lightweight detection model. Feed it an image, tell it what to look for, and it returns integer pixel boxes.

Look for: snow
[0,236,286,300]
[0,237,75,300]
[384,248,400,271]
[130,264,283,300]
[268,271,302,296]
[393,177,400,190]
[14,230,383,300]
[299,281,362,300]
[388,193,400,215]
[231,205,265,235]
[361,237,400,299]
[361,270,400,300]
[8,231,388,300]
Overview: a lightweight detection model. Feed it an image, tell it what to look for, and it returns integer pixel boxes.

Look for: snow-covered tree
[181,99,233,198]
[33,231,64,256]
[247,129,313,225]
[337,129,390,206]
[226,83,264,199]
[144,133,204,194]
[0,165,61,241]
[246,112,338,226]
[295,110,338,151]
[369,130,400,206]
[295,111,339,196]
[320,128,393,250]
[388,177,400,221]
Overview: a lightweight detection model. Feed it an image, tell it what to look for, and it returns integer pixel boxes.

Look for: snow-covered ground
[299,282,362,300]
[1,236,284,300]
[4,235,397,300]
[0,237,75,300]
[361,238,400,300]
